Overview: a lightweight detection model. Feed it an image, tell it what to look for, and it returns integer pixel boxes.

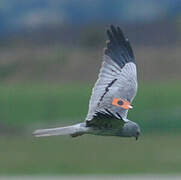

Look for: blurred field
[0,83,180,174]
[1,176,181,180]
[1,36,181,176]
[0,45,181,84]
[0,83,181,133]
[0,33,181,175]
[1,0,181,177]
[0,134,181,174]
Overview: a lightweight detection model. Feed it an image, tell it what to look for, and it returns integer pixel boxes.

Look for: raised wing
[86,25,138,123]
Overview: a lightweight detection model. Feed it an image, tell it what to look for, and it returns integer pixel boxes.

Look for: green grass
[0,84,89,126]
[0,134,181,174]
[0,83,181,174]
[0,83,181,133]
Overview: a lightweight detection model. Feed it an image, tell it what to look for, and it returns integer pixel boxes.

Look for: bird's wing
[86,109,125,129]
[86,25,138,124]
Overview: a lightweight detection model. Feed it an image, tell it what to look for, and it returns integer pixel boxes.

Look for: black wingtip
[106,29,114,42]
[110,25,117,35]
[105,25,135,68]
[110,25,116,31]
[110,24,114,29]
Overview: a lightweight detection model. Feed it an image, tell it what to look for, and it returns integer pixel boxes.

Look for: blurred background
[0,0,181,177]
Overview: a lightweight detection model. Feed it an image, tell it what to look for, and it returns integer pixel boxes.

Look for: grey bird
[33,25,141,140]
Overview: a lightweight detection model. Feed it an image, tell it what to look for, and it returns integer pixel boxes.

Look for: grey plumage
[33,25,141,140]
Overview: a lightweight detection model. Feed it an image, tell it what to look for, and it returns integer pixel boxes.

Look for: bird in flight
[33,25,141,140]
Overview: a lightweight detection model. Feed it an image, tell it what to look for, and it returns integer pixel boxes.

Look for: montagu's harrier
[33,25,141,140]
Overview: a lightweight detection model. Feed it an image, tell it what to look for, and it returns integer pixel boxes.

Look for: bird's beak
[135,136,139,141]
[128,105,133,109]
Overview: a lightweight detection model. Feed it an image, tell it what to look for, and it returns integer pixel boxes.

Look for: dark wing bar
[86,109,124,129]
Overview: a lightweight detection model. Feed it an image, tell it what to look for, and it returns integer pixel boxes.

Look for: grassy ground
[1,176,181,180]
[0,83,181,133]
[0,134,181,174]
[0,83,180,175]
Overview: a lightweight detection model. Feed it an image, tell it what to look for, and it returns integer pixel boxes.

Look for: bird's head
[121,121,141,140]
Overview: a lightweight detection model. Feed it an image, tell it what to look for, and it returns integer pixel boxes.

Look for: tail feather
[33,123,87,137]
[33,126,77,137]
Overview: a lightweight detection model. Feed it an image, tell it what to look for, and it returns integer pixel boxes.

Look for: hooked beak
[135,131,140,141]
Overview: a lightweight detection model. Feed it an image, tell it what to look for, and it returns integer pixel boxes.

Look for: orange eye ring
[112,98,132,110]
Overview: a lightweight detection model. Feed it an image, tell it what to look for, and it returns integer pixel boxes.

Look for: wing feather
[86,25,138,124]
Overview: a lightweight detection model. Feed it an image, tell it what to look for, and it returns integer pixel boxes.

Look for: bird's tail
[32,123,87,137]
